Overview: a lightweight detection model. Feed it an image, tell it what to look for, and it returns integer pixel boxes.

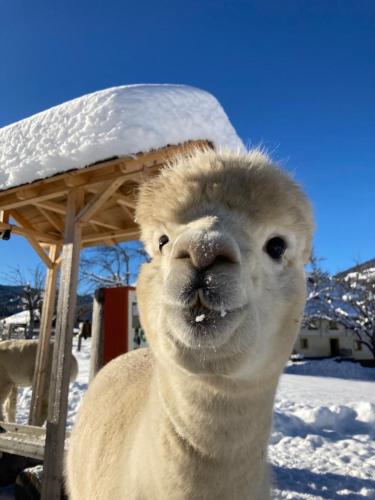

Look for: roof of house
[1,309,37,325]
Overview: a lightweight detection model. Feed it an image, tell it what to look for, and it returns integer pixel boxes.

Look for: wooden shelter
[0,140,211,499]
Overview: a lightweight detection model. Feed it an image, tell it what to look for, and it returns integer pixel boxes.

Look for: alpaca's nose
[171,230,240,270]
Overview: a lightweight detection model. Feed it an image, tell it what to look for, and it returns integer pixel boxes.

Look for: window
[354,341,362,351]
[329,320,338,330]
[301,338,309,349]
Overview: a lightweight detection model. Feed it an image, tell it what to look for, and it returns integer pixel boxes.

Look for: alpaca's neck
[143,363,277,499]
[157,364,276,456]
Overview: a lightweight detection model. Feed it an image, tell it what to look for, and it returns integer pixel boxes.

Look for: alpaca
[0,339,78,423]
[66,149,314,500]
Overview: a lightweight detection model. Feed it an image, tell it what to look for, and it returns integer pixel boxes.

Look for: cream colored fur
[66,149,314,500]
[0,339,78,423]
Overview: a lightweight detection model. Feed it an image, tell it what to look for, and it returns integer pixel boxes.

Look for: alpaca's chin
[164,303,248,350]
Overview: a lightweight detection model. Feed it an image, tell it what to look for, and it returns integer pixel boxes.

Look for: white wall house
[293,318,372,360]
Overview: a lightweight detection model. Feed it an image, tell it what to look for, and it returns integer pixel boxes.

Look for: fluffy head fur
[136,148,313,379]
[137,149,313,260]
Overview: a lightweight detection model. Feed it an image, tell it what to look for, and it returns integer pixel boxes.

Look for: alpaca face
[159,208,250,349]
[136,150,314,377]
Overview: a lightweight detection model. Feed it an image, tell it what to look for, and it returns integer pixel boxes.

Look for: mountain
[335,258,375,280]
[0,284,26,319]
[0,284,93,321]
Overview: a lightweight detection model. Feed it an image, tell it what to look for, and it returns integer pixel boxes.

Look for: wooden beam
[83,186,135,226]
[0,422,70,461]
[9,211,55,268]
[0,422,47,460]
[64,176,85,188]
[116,194,137,209]
[37,206,64,233]
[0,421,47,437]
[0,221,59,244]
[0,210,9,223]
[42,189,83,500]
[9,209,37,230]
[118,171,146,183]
[26,234,54,269]
[29,245,60,426]
[16,187,41,201]
[76,177,126,224]
[117,201,135,222]
[81,227,139,245]
[36,200,124,231]
[84,218,123,231]
[34,200,65,215]
[88,221,101,232]
[0,141,213,212]
[55,254,63,267]
[0,187,68,211]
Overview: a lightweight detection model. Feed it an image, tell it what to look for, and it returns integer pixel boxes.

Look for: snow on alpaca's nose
[171,229,241,271]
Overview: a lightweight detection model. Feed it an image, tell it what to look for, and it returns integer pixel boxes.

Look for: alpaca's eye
[159,235,169,252]
[265,237,287,260]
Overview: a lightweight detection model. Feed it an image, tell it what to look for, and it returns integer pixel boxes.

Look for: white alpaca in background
[0,340,78,423]
[67,149,314,500]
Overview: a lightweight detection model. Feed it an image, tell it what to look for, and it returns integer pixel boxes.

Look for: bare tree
[2,265,45,338]
[80,241,148,290]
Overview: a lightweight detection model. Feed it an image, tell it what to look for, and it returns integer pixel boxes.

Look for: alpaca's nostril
[190,245,239,270]
[214,254,236,265]
[175,250,190,260]
[172,230,240,270]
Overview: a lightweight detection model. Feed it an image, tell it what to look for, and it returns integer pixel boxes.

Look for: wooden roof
[0,140,212,265]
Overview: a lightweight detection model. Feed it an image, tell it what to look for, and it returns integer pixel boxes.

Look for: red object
[102,286,135,365]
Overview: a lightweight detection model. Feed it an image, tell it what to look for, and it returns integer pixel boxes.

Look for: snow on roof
[0,84,245,191]
[1,309,31,325]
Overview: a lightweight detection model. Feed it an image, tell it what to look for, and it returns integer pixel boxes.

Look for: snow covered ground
[6,341,375,499]
[272,372,375,499]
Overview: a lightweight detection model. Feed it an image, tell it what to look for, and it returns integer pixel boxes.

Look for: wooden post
[0,210,9,223]
[41,190,83,500]
[7,324,14,340]
[29,245,60,426]
[89,287,105,382]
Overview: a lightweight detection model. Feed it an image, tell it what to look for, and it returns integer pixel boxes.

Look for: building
[294,318,369,360]
[0,310,40,339]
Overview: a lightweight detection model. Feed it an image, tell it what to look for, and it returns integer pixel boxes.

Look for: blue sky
[0,0,374,281]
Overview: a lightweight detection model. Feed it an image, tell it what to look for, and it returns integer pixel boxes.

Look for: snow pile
[271,374,375,499]
[273,402,375,438]
[285,359,375,381]
[0,84,245,191]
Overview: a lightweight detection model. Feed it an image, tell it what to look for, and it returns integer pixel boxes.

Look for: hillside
[0,284,92,321]
[0,285,26,319]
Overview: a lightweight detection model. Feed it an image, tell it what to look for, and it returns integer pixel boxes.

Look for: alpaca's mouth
[185,302,228,326]
[165,286,248,347]
[182,297,246,334]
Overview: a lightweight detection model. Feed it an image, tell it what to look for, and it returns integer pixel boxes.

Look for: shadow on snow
[272,465,375,499]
